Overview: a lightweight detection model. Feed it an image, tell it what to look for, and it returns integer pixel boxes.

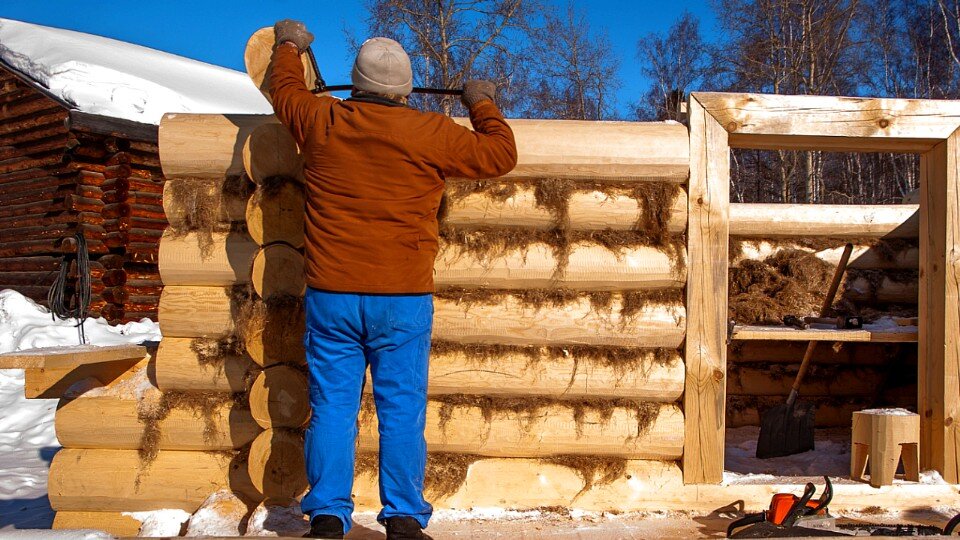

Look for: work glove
[274,19,314,52]
[461,79,497,109]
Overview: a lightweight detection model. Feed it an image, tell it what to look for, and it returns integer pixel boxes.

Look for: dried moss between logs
[136,391,243,466]
[440,179,686,278]
[434,287,683,319]
[429,341,676,381]
[229,283,304,343]
[189,336,246,367]
[729,237,919,264]
[165,175,254,258]
[545,455,628,499]
[728,249,837,325]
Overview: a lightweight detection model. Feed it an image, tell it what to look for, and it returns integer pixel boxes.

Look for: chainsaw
[727,476,960,537]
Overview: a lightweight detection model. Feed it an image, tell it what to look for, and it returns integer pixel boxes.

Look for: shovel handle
[790,243,854,399]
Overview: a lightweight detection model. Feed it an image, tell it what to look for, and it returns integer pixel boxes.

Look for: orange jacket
[270,45,517,293]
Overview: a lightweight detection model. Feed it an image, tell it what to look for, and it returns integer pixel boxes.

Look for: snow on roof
[0,18,273,125]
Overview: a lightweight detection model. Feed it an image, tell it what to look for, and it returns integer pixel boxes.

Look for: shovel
[756,243,854,459]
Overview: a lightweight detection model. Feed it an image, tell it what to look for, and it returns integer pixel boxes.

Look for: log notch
[247,428,307,499]
[159,113,275,179]
[242,123,303,183]
[248,365,310,429]
[245,180,305,248]
[251,243,306,298]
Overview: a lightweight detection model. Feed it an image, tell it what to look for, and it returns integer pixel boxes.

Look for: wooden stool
[850,409,920,487]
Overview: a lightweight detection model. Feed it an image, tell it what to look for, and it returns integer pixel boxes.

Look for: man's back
[270,46,517,293]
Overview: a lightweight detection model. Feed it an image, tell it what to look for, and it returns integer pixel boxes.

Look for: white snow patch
[185,490,248,537]
[77,364,157,401]
[0,531,114,539]
[859,407,916,416]
[125,509,189,537]
[244,500,309,537]
[432,508,545,522]
[0,290,160,531]
[0,18,273,125]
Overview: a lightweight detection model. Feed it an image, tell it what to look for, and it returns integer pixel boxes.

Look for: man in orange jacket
[270,20,517,540]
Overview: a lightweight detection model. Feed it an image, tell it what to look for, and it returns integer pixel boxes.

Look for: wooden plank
[919,131,960,482]
[0,343,146,369]
[729,204,918,238]
[693,92,960,152]
[683,95,730,484]
[22,357,144,399]
[731,324,918,343]
[53,512,142,536]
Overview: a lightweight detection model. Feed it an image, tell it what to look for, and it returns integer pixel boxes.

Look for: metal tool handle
[787,243,854,408]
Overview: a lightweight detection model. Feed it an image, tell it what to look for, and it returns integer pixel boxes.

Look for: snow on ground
[0,18,273,125]
[0,290,160,532]
[724,426,853,483]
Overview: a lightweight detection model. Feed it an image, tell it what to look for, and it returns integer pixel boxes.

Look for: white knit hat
[351,37,413,97]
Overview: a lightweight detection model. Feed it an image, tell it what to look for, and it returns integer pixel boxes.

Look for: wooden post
[919,131,960,483]
[683,95,730,484]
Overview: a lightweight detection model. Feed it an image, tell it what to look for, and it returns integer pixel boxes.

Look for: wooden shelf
[731,324,918,343]
[0,343,147,370]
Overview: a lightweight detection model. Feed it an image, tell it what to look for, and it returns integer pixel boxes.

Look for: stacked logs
[727,203,920,427]
[46,112,695,531]
[0,68,167,323]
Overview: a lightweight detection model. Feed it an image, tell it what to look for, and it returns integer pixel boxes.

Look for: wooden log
[48,449,255,512]
[248,365,310,429]
[52,512,142,536]
[844,276,918,304]
[0,110,68,138]
[242,123,303,183]
[161,177,252,230]
[731,324,918,343]
[435,242,685,290]
[727,365,885,397]
[445,185,689,232]
[0,344,146,370]
[155,337,257,393]
[729,204,918,238]
[433,294,685,348]
[727,396,867,428]
[158,285,235,338]
[728,341,908,366]
[245,182,305,248]
[55,396,260,450]
[252,243,306,298]
[358,401,684,459]
[427,347,684,401]
[693,91,960,152]
[244,26,318,100]
[733,240,919,270]
[159,230,258,286]
[160,114,690,182]
[159,113,280,179]
[247,428,307,499]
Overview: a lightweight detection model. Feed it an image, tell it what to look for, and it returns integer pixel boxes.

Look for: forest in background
[357,0,960,204]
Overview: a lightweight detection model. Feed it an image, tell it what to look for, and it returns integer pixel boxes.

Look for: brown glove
[461,80,497,108]
[274,19,314,51]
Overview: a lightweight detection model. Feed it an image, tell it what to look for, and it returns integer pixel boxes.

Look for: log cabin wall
[0,64,165,323]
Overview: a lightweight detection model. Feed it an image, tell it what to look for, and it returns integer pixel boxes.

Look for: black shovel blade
[756,401,816,459]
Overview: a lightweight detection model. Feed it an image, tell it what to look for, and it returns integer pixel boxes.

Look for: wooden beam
[729,204,918,238]
[0,343,146,370]
[693,92,960,152]
[683,95,730,484]
[919,130,960,483]
[731,324,918,343]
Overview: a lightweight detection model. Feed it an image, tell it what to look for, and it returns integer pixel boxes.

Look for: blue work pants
[300,288,433,533]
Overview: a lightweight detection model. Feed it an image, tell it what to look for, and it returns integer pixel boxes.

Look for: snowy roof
[0,18,273,125]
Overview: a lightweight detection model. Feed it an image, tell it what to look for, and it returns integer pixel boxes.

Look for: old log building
[0,61,164,323]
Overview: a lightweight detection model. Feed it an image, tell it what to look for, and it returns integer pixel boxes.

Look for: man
[270,20,518,540]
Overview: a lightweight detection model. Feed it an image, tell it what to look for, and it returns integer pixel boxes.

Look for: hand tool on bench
[305,47,464,96]
[756,243,854,459]
[803,316,863,329]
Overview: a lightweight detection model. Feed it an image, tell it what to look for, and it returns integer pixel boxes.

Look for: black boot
[385,516,433,539]
[303,514,344,539]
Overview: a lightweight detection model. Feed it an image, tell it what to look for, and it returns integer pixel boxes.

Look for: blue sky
[1,0,717,116]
